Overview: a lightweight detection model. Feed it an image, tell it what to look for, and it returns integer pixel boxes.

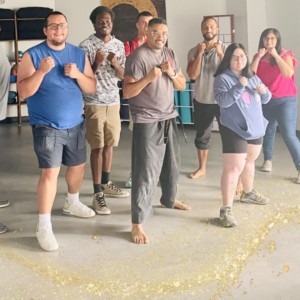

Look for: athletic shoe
[125,174,132,188]
[36,223,59,251]
[0,199,9,208]
[63,199,95,218]
[220,206,237,227]
[296,172,300,184]
[102,181,130,198]
[93,192,111,215]
[0,223,8,234]
[261,160,272,172]
[240,189,270,205]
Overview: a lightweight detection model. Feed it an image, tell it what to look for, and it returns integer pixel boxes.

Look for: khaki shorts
[84,105,121,150]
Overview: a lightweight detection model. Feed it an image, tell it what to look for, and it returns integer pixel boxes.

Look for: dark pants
[193,100,220,150]
[219,123,263,154]
[131,119,180,224]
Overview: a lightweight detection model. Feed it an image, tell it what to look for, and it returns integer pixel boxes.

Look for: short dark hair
[201,17,218,27]
[89,6,115,23]
[214,43,254,78]
[148,18,167,27]
[136,11,153,23]
[44,11,67,27]
[258,28,282,66]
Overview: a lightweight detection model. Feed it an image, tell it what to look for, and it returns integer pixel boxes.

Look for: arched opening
[111,4,139,42]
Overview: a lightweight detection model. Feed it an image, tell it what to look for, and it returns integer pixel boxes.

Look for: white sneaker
[102,181,130,198]
[63,199,95,218]
[36,223,59,252]
[261,160,272,172]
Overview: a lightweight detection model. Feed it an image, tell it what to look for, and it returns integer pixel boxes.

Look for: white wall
[265,0,300,130]
[226,0,248,48]
[55,0,100,46]
[246,0,266,58]
[165,0,227,78]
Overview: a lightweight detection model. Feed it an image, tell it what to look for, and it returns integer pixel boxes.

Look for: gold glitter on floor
[1,124,300,299]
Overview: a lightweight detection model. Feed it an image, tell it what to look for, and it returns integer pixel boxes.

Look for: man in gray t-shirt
[187,17,227,179]
[124,18,191,245]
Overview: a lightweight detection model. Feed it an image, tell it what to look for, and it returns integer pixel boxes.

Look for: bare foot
[235,178,243,196]
[131,224,149,244]
[189,168,206,179]
[161,199,191,211]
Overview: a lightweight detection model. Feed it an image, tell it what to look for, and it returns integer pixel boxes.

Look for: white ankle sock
[39,214,51,228]
[67,192,79,205]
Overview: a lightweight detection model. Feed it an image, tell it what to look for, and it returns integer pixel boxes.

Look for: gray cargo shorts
[32,121,86,169]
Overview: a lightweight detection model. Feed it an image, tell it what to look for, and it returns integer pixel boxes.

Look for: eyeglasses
[231,54,247,61]
[47,23,68,30]
[263,37,277,42]
[150,31,169,38]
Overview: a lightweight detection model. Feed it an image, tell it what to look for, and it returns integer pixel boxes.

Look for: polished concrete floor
[0,122,300,300]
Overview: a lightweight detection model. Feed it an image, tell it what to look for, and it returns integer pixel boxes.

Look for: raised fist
[147,67,162,82]
[39,56,55,74]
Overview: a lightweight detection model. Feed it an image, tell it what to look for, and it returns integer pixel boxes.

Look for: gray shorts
[32,121,86,169]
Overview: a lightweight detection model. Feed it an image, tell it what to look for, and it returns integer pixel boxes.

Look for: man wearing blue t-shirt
[17,11,97,252]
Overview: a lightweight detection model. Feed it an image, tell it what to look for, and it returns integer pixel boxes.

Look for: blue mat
[179,83,192,123]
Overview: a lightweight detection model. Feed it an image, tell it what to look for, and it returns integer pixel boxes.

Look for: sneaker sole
[261,168,272,172]
[94,209,111,215]
[220,220,237,227]
[0,203,10,208]
[38,243,59,252]
[240,199,269,205]
[0,228,8,234]
[62,209,95,218]
[104,193,130,198]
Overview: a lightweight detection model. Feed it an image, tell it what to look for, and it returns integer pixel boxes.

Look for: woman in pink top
[251,28,300,184]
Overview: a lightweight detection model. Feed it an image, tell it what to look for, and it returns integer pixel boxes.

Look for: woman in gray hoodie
[213,43,272,227]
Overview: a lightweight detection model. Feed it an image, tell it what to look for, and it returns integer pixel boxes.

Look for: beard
[50,37,67,46]
[203,32,217,41]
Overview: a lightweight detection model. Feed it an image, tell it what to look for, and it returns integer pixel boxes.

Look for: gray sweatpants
[131,118,180,224]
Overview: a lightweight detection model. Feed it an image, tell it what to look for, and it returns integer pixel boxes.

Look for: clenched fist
[257,48,267,59]
[64,63,80,79]
[197,43,206,55]
[267,47,278,58]
[39,57,55,74]
[147,67,162,82]
[95,49,106,66]
[214,42,223,55]
[161,61,175,77]
[239,76,248,87]
[256,84,267,94]
[107,52,118,67]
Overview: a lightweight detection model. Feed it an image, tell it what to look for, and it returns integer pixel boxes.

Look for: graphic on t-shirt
[254,92,261,103]
[242,91,251,104]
